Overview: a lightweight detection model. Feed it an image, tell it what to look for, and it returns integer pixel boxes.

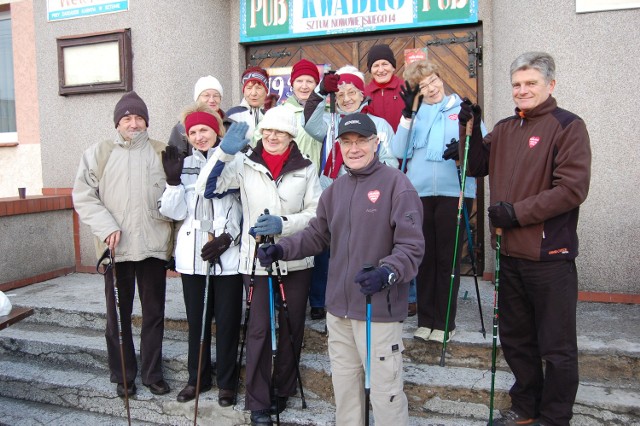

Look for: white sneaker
[413,327,432,342]
[428,329,456,343]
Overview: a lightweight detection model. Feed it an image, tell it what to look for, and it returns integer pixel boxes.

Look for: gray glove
[220,122,250,155]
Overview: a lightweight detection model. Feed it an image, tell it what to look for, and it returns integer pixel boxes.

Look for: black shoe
[145,379,171,395]
[116,381,137,398]
[489,408,540,425]
[250,409,273,425]
[176,383,212,403]
[218,388,236,407]
[269,395,288,415]
[310,307,325,320]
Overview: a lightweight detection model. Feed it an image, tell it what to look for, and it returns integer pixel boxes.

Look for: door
[247,26,484,275]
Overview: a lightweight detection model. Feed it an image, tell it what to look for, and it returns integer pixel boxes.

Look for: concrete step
[1,319,638,425]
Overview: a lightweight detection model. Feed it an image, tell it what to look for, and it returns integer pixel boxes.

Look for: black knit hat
[114,91,149,128]
[367,44,396,71]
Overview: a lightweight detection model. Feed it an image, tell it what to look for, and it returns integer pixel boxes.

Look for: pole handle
[411,93,421,113]
[496,227,503,236]
[466,117,474,137]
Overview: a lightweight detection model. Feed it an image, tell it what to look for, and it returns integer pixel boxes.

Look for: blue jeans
[309,250,330,308]
[408,278,417,304]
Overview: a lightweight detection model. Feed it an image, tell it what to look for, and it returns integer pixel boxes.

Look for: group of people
[72,47,590,426]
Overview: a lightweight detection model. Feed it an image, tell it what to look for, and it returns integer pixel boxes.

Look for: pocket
[143,209,171,252]
[372,336,404,394]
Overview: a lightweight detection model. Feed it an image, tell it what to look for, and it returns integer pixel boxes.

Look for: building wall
[28,1,640,294]
[0,0,42,198]
[480,1,640,293]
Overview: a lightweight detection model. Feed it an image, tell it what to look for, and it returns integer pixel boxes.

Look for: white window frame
[0,10,17,144]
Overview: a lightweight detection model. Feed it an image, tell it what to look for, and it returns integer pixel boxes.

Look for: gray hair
[510,52,556,83]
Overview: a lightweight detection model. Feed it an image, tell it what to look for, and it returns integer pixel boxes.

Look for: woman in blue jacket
[390,60,484,343]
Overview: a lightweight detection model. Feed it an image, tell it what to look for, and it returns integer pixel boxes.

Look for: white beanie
[0,291,11,316]
[193,75,224,101]
[258,105,298,138]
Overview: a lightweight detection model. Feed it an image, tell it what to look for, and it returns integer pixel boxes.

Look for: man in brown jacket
[460,52,591,426]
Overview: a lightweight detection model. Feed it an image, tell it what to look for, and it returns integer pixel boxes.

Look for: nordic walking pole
[235,232,262,404]
[265,239,281,426]
[440,117,474,367]
[97,248,131,426]
[452,143,486,339]
[363,264,374,426]
[327,70,338,176]
[400,86,422,173]
[273,255,307,409]
[194,232,213,426]
[489,228,503,425]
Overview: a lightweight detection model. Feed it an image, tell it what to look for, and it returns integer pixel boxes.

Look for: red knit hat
[242,66,269,92]
[290,59,320,84]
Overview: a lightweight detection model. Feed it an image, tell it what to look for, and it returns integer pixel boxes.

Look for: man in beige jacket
[73,91,173,398]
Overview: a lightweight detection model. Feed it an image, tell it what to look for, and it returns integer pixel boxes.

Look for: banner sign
[267,64,330,105]
[241,0,478,43]
[47,0,129,22]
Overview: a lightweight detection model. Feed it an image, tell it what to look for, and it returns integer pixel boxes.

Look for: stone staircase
[0,273,639,425]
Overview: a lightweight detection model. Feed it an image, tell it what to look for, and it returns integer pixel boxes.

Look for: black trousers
[243,269,311,411]
[104,257,166,385]
[181,273,243,390]
[499,256,579,426]
[416,196,469,331]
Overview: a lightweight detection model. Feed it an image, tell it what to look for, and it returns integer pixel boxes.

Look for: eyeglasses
[262,129,289,138]
[336,89,362,101]
[339,136,376,149]
[419,76,441,91]
[200,93,221,101]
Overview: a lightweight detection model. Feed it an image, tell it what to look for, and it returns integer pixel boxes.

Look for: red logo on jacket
[529,136,540,148]
[368,190,380,203]
[449,114,458,120]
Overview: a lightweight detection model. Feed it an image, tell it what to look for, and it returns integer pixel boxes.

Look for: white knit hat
[193,75,224,101]
[258,105,298,138]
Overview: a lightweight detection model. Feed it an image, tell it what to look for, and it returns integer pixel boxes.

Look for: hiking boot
[490,408,540,425]
[408,302,417,317]
[428,329,455,343]
[250,409,273,425]
[310,307,325,320]
[413,327,432,342]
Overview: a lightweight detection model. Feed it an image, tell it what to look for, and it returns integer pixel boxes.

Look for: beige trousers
[327,312,408,426]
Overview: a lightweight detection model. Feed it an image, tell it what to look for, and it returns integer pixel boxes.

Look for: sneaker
[413,327,432,342]
[490,408,540,425]
[428,329,456,343]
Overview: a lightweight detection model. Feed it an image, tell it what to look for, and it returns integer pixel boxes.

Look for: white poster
[576,0,640,13]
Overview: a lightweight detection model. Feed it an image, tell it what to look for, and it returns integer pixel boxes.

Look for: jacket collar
[345,154,381,177]
[247,141,312,176]
[514,95,557,120]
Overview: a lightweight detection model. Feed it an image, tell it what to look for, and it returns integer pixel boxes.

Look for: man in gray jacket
[258,113,424,426]
[72,91,173,397]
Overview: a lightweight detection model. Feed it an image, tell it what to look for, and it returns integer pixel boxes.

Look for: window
[0,10,16,143]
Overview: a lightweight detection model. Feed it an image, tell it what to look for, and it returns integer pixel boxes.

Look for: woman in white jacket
[159,104,243,406]
[196,106,321,426]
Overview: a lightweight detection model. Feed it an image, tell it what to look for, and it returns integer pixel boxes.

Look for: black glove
[400,81,421,119]
[442,139,459,161]
[354,266,392,296]
[458,97,482,129]
[488,202,520,229]
[201,232,233,262]
[162,145,184,186]
[319,73,340,96]
[257,243,284,267]
[164,257,176,272]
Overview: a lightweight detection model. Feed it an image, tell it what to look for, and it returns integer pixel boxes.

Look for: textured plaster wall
[0,0,43,198]
[0,210,74,283]
[480,1,640,293]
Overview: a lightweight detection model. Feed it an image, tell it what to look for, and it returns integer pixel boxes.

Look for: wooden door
[247,26,484,275]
